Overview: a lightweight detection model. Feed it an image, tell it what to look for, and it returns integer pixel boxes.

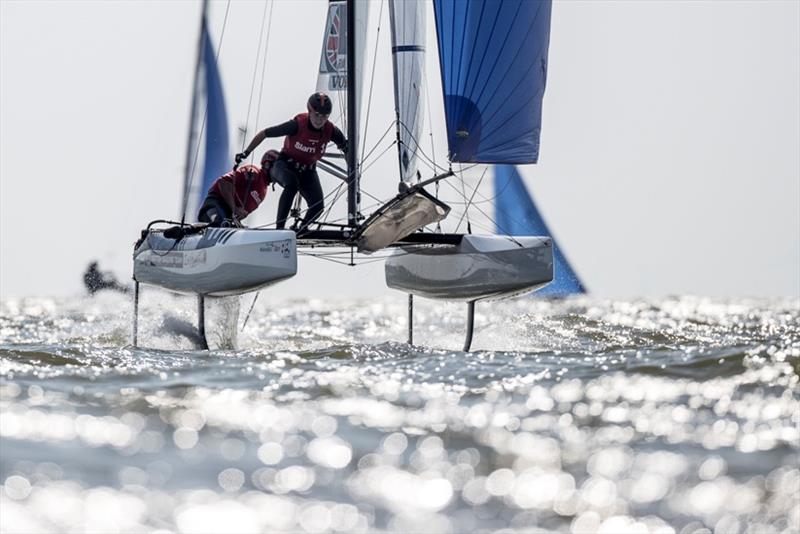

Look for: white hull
[133,228,297,296]
[385,235,553,301]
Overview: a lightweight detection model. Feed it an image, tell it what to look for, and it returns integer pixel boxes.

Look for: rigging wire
[240,0,275,318]
[436,174,514,205]
[456,163,472,233]
[395,120,454,174]
[253,0,276,140]
[249,171,387,230]
[359,121,399,169]
[454,166,486,232]
[319,182,347,224]
[359,0,385,169]
[442,176,522,246]
[359,140,399,175]
[239,0,271,155]
[297,251,353,266]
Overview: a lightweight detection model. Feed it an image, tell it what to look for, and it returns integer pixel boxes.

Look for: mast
[346,0,359,227]
[181,0,209,220]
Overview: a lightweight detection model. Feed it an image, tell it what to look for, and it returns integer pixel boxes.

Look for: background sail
[316,0,369,166]
[389,0,426,183]
[183,14,230,221]
[433,0,552,164]
[494,165,585,295]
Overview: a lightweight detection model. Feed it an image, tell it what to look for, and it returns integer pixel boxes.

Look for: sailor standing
[235,92,348,231]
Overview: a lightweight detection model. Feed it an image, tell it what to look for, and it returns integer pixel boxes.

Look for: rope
[456,163,472,233]
[359,121,398,170]
[442,175,523,246]
[454,166,486,233]
[359,140,398,175]
[359,0,385,168]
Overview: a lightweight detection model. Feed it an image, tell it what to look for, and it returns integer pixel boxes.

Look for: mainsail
[182,5,230,221]
[389,0,426,183]
[494,165,584,295]
[316,0,370,172]
[433,0,552,163]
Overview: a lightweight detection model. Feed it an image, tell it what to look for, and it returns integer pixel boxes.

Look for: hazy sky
[1,0,798,300]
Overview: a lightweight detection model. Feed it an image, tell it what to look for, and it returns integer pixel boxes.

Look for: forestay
[433,0,552,163]
[389,0,426,183]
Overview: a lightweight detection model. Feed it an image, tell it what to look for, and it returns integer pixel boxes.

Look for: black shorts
[197,194,232,227]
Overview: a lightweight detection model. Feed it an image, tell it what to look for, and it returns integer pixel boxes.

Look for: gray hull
[133,228,297,296]
[385,235,553,301]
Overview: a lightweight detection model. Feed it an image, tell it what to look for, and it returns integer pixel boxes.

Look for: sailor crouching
[198,150,278,227]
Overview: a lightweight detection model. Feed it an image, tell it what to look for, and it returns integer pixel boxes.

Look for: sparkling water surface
[1,293,798,534]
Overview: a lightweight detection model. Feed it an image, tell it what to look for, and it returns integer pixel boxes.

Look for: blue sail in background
[433,0,552,163]
[494,165,585,295]
[182,13,230,221]
[198,17,230,198]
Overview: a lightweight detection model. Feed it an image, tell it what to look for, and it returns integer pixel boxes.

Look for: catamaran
[133,0,562,350]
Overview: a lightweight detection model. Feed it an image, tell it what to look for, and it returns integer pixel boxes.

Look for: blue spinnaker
[494,165,585,295]
[199,18,230,198]
[433,0,552,163]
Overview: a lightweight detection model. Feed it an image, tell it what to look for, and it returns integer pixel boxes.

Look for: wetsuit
[198,164,270,227]
[257,114,346,230]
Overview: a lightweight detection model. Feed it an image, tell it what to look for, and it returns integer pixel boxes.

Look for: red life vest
[209,164,269,217]
[281,113,334,166]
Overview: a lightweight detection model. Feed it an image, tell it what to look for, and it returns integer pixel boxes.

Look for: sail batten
[434,0,552,164]
[389,0,427,183]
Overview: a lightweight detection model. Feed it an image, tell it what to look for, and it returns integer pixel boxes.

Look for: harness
[279,153,315,173]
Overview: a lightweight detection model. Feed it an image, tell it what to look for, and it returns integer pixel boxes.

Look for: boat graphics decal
[143,249,207,270]
[146,251,183,269]
[259,239,293,259]
[180,228,236,250]
[319,3,347,91]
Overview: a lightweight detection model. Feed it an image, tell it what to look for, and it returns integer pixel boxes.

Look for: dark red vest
[281,113,334,166]
[209,164,269,217]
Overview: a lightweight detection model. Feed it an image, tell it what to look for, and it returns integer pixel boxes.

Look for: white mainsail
[316,0,370,167]
[389,0,426,183]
